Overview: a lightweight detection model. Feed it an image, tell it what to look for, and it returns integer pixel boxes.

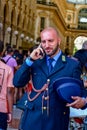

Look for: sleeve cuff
[25,57,34,66]
[81,97,87,109]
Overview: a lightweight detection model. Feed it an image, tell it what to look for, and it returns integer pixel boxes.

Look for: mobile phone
[39,50,44,57]
[39,44,45,58]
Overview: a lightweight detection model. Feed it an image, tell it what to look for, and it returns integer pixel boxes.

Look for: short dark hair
[74,49,87,67]
[82,40,87,49]
[7,47,13,53]
[0,41,4,53]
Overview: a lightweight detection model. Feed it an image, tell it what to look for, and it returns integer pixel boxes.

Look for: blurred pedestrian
[0,41,14,130]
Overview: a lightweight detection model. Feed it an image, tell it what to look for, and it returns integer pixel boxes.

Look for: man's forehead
[42,28,56,34]
[41,30,57,38]
[41,32,55,40]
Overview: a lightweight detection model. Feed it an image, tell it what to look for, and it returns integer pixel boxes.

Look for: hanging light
[0,23,3,30]
[33,39,37,44]
[36,41,40,45]
[25,36,29,41]
[29,38,33,42]
[20,33,24,39]
[14,30,19,35]
[7,27,11,33]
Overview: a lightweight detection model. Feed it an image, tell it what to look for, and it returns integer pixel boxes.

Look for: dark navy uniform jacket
[13,52,82,130]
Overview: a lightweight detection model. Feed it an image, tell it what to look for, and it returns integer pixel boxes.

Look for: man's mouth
[46,49,51,53]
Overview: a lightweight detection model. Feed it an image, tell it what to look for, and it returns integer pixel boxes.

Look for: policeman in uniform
[13,27,86,130]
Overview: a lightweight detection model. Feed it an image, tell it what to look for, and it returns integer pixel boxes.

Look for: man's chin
[46,53,53,57]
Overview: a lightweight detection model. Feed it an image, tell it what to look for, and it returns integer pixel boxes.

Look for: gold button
[43,107,47,110]
[64,112,66,115]
[44,96,49,100]
[46,88,48,91]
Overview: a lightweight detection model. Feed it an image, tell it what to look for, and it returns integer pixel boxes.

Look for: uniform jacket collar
[37,52,67,76]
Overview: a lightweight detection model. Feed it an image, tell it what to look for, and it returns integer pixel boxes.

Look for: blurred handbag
[16,92,28,110]
[16,81,33,110]
[16,79,49,110]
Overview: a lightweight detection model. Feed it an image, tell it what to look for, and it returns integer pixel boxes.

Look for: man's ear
[2,52,3,56]
[58,38,61,46]
[0,52,3,56]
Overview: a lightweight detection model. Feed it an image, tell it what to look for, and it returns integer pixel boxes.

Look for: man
[13,27,86,130]
[3,47,19,106]
[3,46,18,74]
[0,41,14,130]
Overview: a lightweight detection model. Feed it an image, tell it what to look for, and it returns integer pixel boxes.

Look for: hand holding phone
[30,44,45,61]
[38,44,45,58]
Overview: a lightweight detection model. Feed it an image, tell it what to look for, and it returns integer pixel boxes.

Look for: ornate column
[14,30,19,47]
[0,23,3,41]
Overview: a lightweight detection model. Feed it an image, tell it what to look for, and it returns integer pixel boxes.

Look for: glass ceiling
[67,0,87,4]
[74,36,87,50]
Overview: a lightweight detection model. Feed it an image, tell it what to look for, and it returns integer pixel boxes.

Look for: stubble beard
[46,44,59,57]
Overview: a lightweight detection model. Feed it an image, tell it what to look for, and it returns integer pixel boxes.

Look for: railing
[37,0,57,7]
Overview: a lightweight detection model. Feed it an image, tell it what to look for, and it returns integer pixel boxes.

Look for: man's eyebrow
[41,39,54,42]
[48,39,54,41]
[41,40,46,42]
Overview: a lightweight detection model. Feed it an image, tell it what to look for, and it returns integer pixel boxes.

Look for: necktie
[48,58,54,72]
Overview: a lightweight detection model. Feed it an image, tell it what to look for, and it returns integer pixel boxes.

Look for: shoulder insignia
[62,55,66,62]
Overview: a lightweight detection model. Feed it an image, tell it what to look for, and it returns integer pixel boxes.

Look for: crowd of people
[1,44,31,107]
[69,41,87,129]
[0,27,87,130]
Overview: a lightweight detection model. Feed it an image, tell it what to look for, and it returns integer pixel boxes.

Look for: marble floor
[7,106,23,130]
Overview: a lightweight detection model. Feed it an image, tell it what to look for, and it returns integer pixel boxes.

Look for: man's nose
[45,41,49,47]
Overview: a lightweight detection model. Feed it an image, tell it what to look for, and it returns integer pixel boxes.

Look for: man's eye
[48,39,54,42]
[41,41,46,44]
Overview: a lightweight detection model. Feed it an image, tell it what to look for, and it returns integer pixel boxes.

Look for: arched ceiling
[66,0,87,4]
